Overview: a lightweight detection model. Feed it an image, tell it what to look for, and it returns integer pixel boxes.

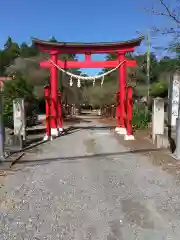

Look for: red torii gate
[32,36,143,139]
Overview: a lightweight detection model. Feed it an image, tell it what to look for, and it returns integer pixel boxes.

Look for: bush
[132,104,151,129]
[3,73,37,128]
[150,80,168,98]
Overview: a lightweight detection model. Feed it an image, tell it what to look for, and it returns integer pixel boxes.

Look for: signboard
[168,73,180,126]
[13,98,26,140]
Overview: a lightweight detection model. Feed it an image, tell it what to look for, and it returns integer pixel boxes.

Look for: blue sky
[0,0,174,74]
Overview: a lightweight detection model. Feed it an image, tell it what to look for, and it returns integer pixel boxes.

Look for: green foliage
[133,85,148,97]
[3,73,36,117]
[1,35,180,116]
[132,104,151,129]
[83,82,118,108]
[150,80,168,98]
[0,36,83,106]
[20,42,39,58]
[91,51,180,104]
[0,36,39,75]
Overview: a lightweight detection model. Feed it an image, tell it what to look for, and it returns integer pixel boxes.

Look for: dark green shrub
[150,81,168,98]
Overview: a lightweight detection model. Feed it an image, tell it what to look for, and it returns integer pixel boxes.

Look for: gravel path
[1,119,180,239]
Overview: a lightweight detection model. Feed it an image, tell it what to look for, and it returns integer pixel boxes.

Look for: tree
[49,36,57,42]
[0,37,20,75]
[144,0,180,56]
[20,42,29,56]
[3,37,82,104]
[3,72,36,117]
[84,82,117,108]
[4,36,13,50]
[144,0,180,36]
[150,80,168,97]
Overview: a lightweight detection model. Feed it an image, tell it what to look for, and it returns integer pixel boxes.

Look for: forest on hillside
[0,0,180,114]
[0,36,180,108]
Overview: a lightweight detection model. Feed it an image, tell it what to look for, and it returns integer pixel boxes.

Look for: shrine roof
[32,36,143,47]
[32,36,144,53]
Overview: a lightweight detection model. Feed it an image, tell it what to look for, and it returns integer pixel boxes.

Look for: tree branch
[159,0,180,24]
[144,0,180,24]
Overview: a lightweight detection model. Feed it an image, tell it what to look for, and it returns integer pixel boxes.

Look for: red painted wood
[119,54,126,129]
[57,92,63,129]
[44,86,51,137]
[126,87,133,136]
[85,54,91,62]
[116,92,121,128]
[41,60,136,69]
[50,53,58,131]
[38,46,136,54]
[50,50,59,55]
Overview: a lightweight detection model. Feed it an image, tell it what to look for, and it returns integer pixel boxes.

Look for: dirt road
[0,117,180,239]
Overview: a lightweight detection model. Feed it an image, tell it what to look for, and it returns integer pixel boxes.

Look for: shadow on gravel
[66,125,115,130]
[60,125,115,138]
[64,117,92,124]
[26,128,46,135]
[11,148,161,167]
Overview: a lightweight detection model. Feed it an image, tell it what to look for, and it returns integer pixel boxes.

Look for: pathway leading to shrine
[1,117,180,239]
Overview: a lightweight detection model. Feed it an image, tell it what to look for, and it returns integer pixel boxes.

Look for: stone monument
[13,98,26,149]
[168,72,180,127]
[152,98,165,144]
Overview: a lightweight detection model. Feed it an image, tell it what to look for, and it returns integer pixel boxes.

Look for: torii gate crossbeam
[40,59,136,69]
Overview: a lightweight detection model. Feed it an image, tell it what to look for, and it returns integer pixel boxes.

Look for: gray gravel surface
[1,120,180,239]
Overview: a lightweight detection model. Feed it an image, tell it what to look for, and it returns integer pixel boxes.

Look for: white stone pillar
[168,72,180,127]
[152,98,164,144]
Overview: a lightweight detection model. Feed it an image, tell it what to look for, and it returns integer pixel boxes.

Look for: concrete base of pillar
[43,135,53,141]
[115,127,121,132]
[124,134,135,140]
[51,128,59,137]
[116,127,127,135]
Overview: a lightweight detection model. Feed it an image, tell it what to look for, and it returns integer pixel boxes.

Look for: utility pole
[146,29,151,104]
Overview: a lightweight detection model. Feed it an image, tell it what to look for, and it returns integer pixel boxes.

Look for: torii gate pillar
[117,54,127,135]
[50,51,59,136]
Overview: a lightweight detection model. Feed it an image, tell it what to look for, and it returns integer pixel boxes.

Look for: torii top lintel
[32,36,144,54]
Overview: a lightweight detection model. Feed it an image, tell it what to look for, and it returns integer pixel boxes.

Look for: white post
[13,98,26,148]
[168,73,180,127]
[172,72,180,160]
[152,98,164,144]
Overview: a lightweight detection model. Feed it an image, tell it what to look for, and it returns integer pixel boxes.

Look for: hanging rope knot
[69,76,73,86]
[101,76,104,87]
[77,78,81,88]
